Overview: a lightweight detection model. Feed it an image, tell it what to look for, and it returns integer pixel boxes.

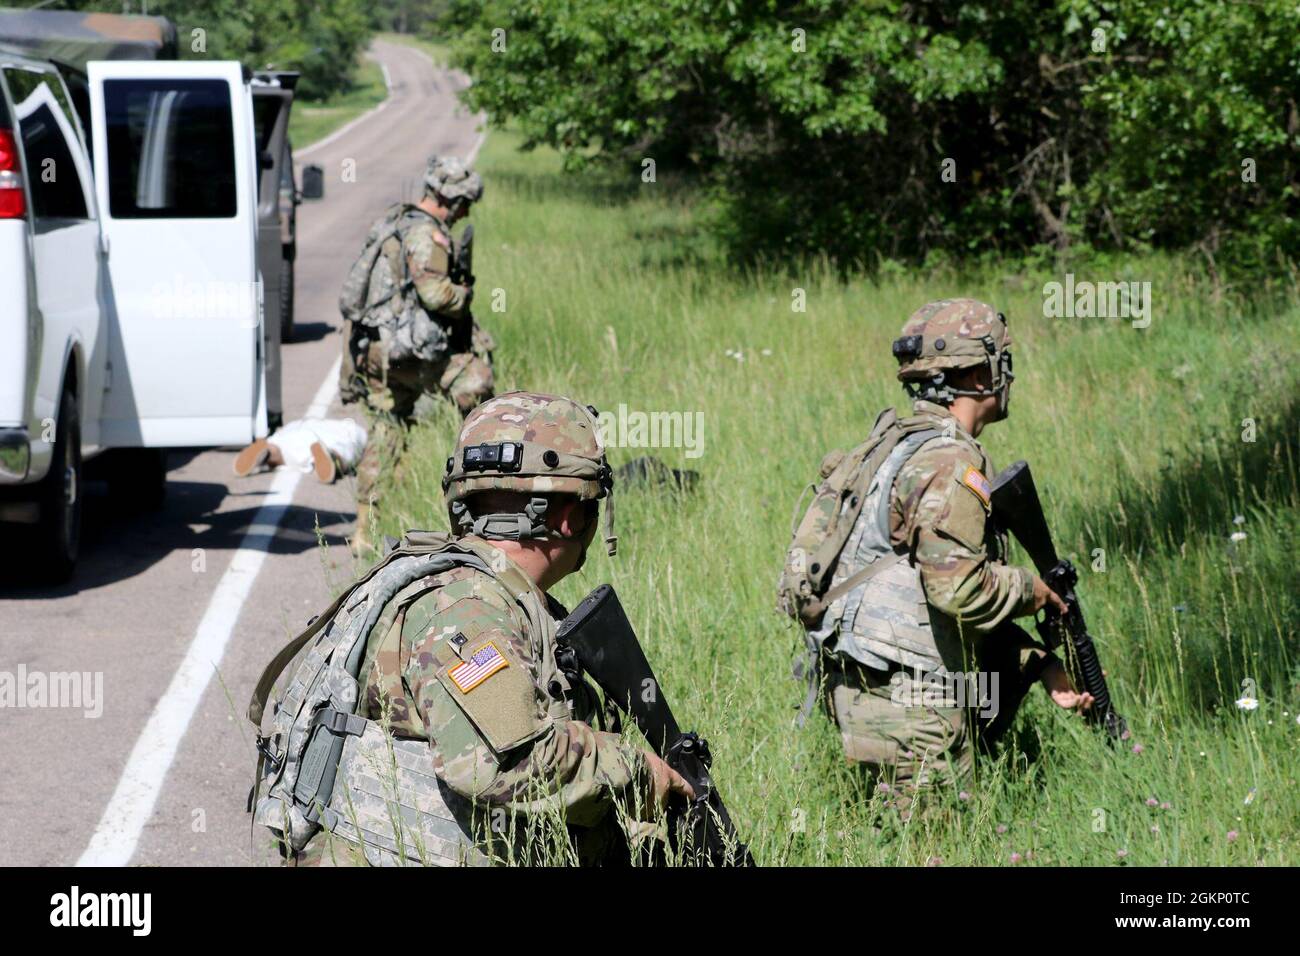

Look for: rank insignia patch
[961,466,992,508]
[448,642,508,693]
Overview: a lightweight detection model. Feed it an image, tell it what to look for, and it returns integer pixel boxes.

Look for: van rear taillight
[0,129,26,219]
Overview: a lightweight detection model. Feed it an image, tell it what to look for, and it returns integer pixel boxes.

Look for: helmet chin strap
[603,486,617,557]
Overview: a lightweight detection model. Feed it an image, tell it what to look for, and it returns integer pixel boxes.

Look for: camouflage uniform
[295,393,641,866]
[352,158,495,533]
[296,539,645,866]
[354,208,495,509]
[818,300,1056,797]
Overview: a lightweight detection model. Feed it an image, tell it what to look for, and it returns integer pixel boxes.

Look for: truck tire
[279,254,295,343]
[32,386,82,583]
[105,448,168,512]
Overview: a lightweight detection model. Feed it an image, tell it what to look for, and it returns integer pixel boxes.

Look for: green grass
[287,52,387,149]
[365,127,1300,866]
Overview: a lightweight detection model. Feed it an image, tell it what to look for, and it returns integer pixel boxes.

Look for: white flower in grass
[1230,531,1247,542]
[1233,515,1246,525]
[1235,696,1259,712]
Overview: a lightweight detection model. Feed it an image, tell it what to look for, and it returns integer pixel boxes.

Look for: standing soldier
[250,392,693,866]
[778,299,1092,809]
[339,155,496,550]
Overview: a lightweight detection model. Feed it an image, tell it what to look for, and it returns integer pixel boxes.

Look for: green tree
[445,0,1299,277]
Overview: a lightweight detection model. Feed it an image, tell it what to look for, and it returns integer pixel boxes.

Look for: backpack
[337,205,450,402]
[247,531,548,866]
[777,408,911,626]
[777,408,947,722]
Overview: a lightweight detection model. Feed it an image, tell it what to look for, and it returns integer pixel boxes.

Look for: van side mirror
[301,164,324,200]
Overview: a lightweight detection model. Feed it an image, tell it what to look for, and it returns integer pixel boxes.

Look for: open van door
[251,77,293,427]
[87,60,266,447]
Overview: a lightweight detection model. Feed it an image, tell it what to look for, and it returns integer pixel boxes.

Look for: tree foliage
[61,0,372,100]
[445,0,1299,276]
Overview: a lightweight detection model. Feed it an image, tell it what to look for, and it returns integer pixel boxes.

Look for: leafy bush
[75,0,375,100]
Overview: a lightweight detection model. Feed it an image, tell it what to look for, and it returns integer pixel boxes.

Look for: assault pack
[778,407,944,626]
[337,204,452,402]
[776,408,944,718]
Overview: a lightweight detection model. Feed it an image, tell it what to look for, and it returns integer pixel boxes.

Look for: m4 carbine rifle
[450,223,474,287]
[556,584,755,866]
[990,461,1127,739]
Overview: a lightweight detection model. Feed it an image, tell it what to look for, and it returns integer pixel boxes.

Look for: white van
[0,48,266,581]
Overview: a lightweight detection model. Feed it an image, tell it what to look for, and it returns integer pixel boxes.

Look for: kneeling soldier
[779,300,1091,806]
[250,392,692,865]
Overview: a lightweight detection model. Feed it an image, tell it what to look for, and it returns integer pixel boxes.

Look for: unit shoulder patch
[960,466,992,509]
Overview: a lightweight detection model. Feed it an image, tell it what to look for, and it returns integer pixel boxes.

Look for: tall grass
[368,129,1300,866]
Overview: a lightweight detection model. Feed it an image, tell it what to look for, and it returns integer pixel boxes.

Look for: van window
[2,67,90,220]
[104,78,236,219]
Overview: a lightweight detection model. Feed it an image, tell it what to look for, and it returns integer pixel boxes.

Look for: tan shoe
[309,441,338,484]
[233,439,271,477]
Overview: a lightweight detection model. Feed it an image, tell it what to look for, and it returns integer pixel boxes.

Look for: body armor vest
[809,428,945,671]
[248,534,585,866]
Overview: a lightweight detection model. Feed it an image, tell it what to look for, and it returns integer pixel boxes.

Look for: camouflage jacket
[355,537,646,832]
[383,207,471,326]
[888,401,1050,677]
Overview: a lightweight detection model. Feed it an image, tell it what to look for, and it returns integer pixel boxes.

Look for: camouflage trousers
[354,336,494,511]
[823,634,1035,801]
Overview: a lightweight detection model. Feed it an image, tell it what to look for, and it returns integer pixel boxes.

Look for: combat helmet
[892,298,1014,416]
[423,155,483,208]
[443,391,616,556]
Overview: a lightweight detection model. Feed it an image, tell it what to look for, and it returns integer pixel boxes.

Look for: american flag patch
[447,642,509,693]
[961,466,991,507]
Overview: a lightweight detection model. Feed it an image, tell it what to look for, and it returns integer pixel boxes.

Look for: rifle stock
[556,584,755,866]
[990,461,1128,739]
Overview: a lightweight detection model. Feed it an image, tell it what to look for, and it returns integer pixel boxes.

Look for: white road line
[76,358,342,867]
[467,128,488,165]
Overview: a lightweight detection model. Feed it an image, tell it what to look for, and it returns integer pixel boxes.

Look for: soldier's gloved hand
[1030,575,1069,616]
[458,283,474,306]
[1041,659,1094,714]
[644,752,695,817]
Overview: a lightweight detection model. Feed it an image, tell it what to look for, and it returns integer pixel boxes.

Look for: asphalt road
[0,39,483,866]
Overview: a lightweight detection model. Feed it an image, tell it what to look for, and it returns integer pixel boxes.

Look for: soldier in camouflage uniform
[348,156,496,550]
[294,392,693,866]
[810,300,1092,805]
